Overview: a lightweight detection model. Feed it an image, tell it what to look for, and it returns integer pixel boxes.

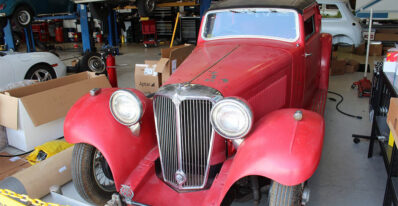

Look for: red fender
[64,88,157,190]
[319,33,332,90]
[216,108,324,202]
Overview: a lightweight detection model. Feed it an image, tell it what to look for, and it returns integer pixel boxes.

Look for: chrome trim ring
[210,97,253,140]
[109,89,143,126]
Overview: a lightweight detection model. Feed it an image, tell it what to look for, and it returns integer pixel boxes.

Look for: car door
[303,6,322,106]
[0,53,16,89]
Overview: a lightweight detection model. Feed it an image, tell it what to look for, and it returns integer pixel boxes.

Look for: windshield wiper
[230,10,242,13]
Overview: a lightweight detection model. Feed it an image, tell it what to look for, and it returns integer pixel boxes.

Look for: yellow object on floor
[26,140,73,165]
[0,189,61,206]
[389,131,395,147]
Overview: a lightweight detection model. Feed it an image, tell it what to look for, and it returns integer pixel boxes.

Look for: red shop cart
[141,19,157,47]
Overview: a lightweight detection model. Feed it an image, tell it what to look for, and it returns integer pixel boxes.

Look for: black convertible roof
[209,0,316,14]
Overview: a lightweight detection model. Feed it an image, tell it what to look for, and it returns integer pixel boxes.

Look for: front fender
[219,108,324,200]
[319,33,332,90]
[64,88,157,190]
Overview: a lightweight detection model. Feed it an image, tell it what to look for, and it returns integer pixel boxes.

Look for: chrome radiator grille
[154,93,215,190]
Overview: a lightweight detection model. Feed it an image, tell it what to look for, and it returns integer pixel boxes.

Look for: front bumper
[120,147,230,206]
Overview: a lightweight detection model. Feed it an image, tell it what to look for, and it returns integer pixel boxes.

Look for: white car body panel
[0,52,66,90]
[317,0,363,47]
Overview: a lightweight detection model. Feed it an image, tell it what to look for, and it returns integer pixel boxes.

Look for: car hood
[165,43,292,97]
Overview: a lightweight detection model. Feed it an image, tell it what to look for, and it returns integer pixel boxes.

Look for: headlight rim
[109,89,144,126]
[210,97,253,140]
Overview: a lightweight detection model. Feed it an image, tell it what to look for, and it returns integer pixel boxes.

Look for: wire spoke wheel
[92,150,115,192]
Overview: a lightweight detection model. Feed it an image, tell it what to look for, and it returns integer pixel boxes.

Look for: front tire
[72,143,116,205]
[268,181,303,206]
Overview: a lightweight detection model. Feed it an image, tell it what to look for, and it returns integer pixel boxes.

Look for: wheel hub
[88,56,105,73]
[18,10,30,25]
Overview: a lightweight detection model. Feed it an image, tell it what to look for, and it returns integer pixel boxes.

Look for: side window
[304,16,315,40]
[321,4,342,18]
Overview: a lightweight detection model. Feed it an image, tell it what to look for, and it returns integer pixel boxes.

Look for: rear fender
[319,33,332,90]
[217,109,324,201]
[64,88,157,190]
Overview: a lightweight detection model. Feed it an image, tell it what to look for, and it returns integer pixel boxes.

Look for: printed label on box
[172,59,177,73]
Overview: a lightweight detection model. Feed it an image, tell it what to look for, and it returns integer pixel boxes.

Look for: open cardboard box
[135,44,195,93]
[0,72,111,151]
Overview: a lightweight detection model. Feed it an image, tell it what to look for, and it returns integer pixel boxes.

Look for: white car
[0,51,66,90]
[318,0,363,47]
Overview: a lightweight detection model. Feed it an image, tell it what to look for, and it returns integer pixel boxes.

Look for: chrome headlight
[110,89,143,126]
[210,97,253,139]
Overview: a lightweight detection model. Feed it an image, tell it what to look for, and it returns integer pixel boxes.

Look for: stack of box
[331,53,346,75]
[345,59,360,73]
[330,53,361,75]
[135,44,195,93]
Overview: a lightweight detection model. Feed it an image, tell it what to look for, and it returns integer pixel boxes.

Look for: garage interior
[0,0,397,205]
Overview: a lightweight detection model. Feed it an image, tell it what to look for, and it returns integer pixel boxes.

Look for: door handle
[305,53,312,57]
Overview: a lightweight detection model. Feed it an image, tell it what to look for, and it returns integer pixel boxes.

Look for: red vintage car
[64,0,332,205]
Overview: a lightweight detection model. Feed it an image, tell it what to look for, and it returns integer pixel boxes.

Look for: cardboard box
[331,59,346,75]
[383,61,398,73]
[0,153,30,181]
[332,52,338,60]
[161,44,195,74]
[354,43,366,55]
[345,59,360,73]
[0,146,73,198]
[134,44,195,93]
[135,61,162,93]
[0,72,111,151]
[388,98,398,142]
[345,65,356,73]
[369,42,383,56]
[338,45,354,53]
[375,33,398,42]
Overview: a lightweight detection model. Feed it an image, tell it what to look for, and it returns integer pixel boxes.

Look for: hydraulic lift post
[2,19,15,51]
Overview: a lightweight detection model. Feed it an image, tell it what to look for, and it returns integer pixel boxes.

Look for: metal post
[3,19,15,51]
[113,11,120,45]
[79,4,92,53]
[364,8,373,78]
[24,25,35,52]
[107,11,115,47]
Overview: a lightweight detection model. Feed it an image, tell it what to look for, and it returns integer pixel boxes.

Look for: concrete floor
[5,44,389,205]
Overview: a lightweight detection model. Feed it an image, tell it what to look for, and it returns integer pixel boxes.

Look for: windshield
[202,8,299,42]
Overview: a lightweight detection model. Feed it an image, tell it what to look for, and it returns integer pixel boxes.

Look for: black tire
[11,6,33,30]
[25,64,56,82]
[79,52,106,74]
[268,181,303,206]
[137,0,156,17]
[72,143,116,205]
